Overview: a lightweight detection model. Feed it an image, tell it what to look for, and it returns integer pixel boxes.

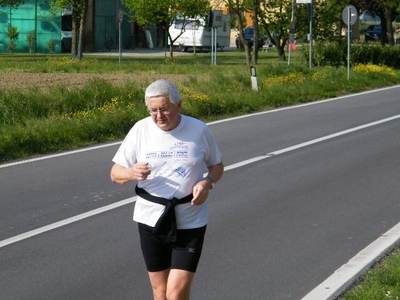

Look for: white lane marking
[0,197,136,248]
[1,114,400,249]
[2,85,399,169]
[224,114,400,171]
[208,85,400,126]
[0,142,122,169]
[301,223,400,300]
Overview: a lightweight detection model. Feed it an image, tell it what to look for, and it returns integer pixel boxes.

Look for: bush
[6,23,19,53]
[26,30,36,54]
[351,44,385,65]
[308,42,400,68]
[381,45,400,68]
[47,39,57,54]
[312,41,346,67]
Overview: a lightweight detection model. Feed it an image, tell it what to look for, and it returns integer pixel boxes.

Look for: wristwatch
[206,176,216,189]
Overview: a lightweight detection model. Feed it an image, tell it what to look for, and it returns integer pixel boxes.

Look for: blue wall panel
[0,0,62,53]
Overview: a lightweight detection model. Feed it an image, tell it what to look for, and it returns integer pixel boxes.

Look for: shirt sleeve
[204,125,223,167]
[112,125,137,168]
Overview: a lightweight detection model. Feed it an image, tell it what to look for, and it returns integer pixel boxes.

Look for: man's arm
[191,162,224,206]
[205,162,224,188]
[110,162,151,185]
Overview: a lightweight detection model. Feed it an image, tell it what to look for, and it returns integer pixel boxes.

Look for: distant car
[235,27,266,49]
[365,25,382,42]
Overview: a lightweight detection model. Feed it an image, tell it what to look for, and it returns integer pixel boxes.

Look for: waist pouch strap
[135,185,193,243]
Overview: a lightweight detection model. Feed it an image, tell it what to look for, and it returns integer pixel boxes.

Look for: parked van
[168,15,230,52]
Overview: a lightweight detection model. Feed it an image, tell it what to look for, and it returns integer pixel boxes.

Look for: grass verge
[1,50,399,163]
[339,247,400,300]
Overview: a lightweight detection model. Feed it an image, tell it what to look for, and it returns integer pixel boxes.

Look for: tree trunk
[227,0,251,65]
[276,43,286,61]
[244,43,252,65]
[233,10,251,65]
[77,0,88,59]
[167,32,174,59]
[251,0,260,65]
[71,14,78,58]
[385,7,394,46]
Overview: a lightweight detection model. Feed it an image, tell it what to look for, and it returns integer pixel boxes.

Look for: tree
[251,0,261,64]
[26,30,36,53]
[50,0,88,59]
[334,0,400,45]
[0,0,25,7]
[122,0,210,59]
[312,0,344,42]
[6,23,19,53]
[358,0,399,45]
[224,0,253,65]
[260,0,341,61]
[259,0,294,61]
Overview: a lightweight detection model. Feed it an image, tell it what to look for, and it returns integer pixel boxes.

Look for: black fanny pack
[135,185,193,243]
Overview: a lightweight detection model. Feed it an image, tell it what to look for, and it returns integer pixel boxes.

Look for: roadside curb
[301,222,400,300]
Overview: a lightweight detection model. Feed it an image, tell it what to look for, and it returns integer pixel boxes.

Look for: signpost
[342,5,358,80]
[209,10,223,65]
[296,0,312,69]
[118,9,123,64]
[288,0,296,66]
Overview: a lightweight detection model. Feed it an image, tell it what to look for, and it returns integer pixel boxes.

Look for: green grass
[340,248,400,300]
[1,49,400,296]
[1,49,399,163]
[0,47,306,72]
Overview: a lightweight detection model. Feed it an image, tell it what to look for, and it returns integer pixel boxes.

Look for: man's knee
[148,270,169,300]
[166,288,190,300]
[166,270,193,300]
[152,284,167,300]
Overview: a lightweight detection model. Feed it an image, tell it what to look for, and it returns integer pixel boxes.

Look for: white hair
[145,79,181,105]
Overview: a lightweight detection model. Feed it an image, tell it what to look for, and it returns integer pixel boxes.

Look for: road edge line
[301,222,400,300]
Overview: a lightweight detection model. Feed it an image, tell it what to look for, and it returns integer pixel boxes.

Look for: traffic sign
[342,5,358,26]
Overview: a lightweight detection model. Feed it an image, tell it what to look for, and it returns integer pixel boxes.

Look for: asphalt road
[1,86,400,300]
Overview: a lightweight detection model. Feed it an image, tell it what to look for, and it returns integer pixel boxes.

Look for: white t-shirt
[112,115,222,229]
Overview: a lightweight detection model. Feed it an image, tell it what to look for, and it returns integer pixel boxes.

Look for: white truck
[168,13,231,52]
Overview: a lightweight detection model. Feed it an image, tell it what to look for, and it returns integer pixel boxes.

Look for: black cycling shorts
[138,223,207,273]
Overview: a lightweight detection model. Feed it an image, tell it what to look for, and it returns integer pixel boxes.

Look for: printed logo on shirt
[145,141,190,179]
[174,167,186,177]
[146,142,189,160]
[171,141,188,150]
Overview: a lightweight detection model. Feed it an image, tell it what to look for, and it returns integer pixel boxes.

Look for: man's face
[147,96,182,131]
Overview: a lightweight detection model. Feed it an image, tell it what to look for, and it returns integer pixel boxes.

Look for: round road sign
[342,5,358,25]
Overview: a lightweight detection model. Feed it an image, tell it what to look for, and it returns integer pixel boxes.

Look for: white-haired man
[111,79,224,300]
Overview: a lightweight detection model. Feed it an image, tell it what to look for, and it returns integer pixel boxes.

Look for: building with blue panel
[0,0,65,53]
[0,0,158,54]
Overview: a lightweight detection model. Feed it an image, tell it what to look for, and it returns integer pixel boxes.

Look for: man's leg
[148,269,194,300]
[148,269,170,300]
[139,224,172,300]
[164,226,206,299]
[140,225,206,299]
[166,269,195,300]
